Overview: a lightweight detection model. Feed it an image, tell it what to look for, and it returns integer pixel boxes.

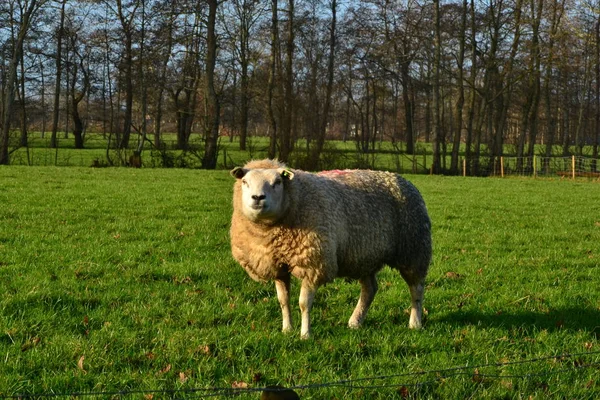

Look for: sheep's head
[231,166,295,223]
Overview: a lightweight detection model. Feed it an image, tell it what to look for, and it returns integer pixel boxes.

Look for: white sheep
[230,159,432,339]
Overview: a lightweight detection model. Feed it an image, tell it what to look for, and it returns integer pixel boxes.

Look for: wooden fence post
[572,155,576,179]
[500,156,504,178]
[463,158,466,177]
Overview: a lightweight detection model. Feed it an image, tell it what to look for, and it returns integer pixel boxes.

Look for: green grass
[0,167,599,398]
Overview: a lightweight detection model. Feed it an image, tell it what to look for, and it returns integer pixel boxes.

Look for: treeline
[1,0,600,172]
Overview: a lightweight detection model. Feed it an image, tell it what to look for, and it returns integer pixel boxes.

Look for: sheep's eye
[241,179,248,186]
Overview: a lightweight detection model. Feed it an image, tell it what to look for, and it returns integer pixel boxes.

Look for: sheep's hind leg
[275,275,292,333]
[407,280,425,329]
[348,274,378,329]
[299,282,316,339]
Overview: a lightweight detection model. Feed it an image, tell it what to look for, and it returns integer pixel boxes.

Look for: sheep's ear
[279,168,294,180]
[230,167,247,179]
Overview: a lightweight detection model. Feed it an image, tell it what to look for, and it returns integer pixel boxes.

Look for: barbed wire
[2,350,599,399]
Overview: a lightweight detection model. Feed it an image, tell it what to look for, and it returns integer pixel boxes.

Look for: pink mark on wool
[317,169,354,178]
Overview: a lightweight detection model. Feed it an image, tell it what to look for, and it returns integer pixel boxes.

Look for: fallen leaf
[446,271,461,279]
[159,364,172,374]
[77,355,86,374]
[179,372,188,384]
[585,342,593,350]
[232,381,248,389]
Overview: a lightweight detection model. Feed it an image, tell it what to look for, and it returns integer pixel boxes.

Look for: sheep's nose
[252,194,266,201]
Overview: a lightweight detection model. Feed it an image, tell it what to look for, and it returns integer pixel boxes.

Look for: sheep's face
[231,167,295,223]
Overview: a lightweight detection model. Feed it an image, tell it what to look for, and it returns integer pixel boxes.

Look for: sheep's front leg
[348,274,378,329]
[408,280,425,329]
[274,275,292,333]
[299,282,316,339]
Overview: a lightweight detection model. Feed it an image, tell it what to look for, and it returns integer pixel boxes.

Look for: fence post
[500,156,504,178]
[463,158,466,177]
[533,155,537,178]
[572,155,576,179]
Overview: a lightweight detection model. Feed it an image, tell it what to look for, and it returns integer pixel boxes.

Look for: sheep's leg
[408,280,425,329]
[299,282,316,339]
[274,276,292,333]
[348,274,378,329]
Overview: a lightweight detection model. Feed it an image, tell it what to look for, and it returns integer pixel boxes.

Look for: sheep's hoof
[348,320,362,329]
[281,326,293,334]
[408,320,423,330]
[300,331,311,340]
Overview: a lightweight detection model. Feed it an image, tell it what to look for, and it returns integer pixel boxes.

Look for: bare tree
[431,0,442,173]
[308,0,337,169]
[450,0,468,174]
[1,0,44,165]
[202,0,221,169]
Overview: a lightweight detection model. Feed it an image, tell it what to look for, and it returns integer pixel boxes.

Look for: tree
[225,0,265,151]
[431,0,442,173]
[49,0,66,149]
[114,0,138,149]
[1,0,44,165]
[307,0,337,169]
[202,0,221,169]
[450,0,468,174]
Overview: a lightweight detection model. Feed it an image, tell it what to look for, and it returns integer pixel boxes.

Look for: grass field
[0,166,599,399]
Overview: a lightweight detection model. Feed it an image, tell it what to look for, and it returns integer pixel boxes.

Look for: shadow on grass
[435,307,600,336]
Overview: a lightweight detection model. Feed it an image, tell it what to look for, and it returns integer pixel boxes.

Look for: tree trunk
[50,0,67,149]
[116,0,135,150]
[19,41,28,148]
[278,0,294,162]
[594,6,600,171]
[267,0,279,159]
[431,0,442,174]
[202,0,221,169]
[1,0,38,165]
[524,0,544,172]
[464,0,477,171]
[154,2,176,149]
[71,49,89,150]
[544,0,564,169]
[239,17,249,151]
[450,0,467,174]
[309,0,336,169]
[401,60,415,155]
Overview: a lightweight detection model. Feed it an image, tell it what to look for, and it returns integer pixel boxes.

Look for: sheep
[229,159,432,339]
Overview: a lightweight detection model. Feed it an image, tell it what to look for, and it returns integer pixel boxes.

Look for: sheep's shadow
[434,307,600,336]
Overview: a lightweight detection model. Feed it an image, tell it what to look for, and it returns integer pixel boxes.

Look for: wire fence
[462,155,600,179]
[7,139,600,180]
[2,350,599,399]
